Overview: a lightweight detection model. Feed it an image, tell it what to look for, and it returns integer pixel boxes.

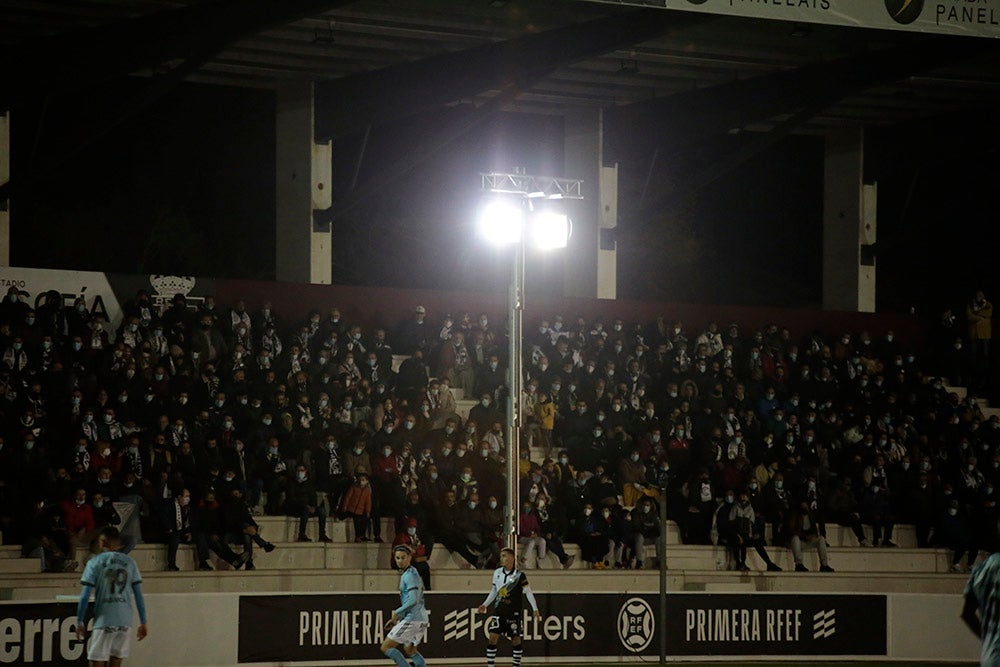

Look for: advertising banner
[584,0,1000,39]
[0,603,88,666]
[0,266,215,333]
[236,592,887,663]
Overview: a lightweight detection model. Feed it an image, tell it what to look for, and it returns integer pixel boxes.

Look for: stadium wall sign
[582,0,1000,39]
[0,266,215,334]
[236,592,887,663]
[0,592,980,665]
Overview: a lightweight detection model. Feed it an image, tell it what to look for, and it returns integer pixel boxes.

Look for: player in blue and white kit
[963,550,1000,666]
[76,529,148,667]
[381,545,430,667]
[477,548,541,667]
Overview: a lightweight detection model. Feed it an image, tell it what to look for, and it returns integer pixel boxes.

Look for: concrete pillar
[563,108,605,299]
[1,111,9,266]
[597,162,619,300]
[822,128,875,312]
[275,83,332,284]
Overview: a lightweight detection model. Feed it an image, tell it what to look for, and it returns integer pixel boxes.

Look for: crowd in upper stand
[0,284,994,575]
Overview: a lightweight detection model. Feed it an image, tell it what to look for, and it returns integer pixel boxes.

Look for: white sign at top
[584,0,1000,39]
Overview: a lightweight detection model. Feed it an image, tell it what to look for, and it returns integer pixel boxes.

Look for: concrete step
[0,558,44,574]
[391,354,410,374]
[0,546,22,559]
[456,399,476,422]
[252,515,397,542]
[34,536,949,577]
[0,566,970,602]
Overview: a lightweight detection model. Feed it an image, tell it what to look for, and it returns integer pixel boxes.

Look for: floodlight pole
[505,239,525,550]
[479,169,583,555]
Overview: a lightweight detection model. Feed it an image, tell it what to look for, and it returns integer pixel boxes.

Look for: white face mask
[407,527,417,536]
[489,501,497,509]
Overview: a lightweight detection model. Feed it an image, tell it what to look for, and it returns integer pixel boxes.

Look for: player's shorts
[387,619,429,646]
[88,626,132,661]
[487,615,522,639]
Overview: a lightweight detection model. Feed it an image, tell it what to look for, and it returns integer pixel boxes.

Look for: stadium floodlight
[478,170,581,551]
[477,199,524,246]
[529,210,571,250]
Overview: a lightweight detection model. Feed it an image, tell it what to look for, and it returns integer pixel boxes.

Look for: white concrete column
[275,83,332,284]
[1,111,10,267]
[597,162,619,300]
[563,108,604,299]
[822,128,874,312]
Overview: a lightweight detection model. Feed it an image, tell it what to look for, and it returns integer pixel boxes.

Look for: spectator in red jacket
[341,473,374,542]
[60,487,96,550]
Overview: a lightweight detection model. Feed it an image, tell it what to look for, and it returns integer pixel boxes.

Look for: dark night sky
[8,77,1000,318]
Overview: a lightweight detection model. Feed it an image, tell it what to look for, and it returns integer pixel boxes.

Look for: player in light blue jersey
[963,550,1000,666]
[76,529,148,667]
[381,545,429,667]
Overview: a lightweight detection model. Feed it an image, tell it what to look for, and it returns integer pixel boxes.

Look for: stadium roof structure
[2,0,1000,144]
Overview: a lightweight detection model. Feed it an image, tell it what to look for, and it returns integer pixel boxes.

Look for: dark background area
[8,79,999,318]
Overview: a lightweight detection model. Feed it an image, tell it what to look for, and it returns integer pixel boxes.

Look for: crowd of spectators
[0,284,995,576]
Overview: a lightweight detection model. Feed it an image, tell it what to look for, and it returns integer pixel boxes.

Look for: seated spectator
[535,494,574,569]
[785,501,834,573]
[725,489,781,572]
[192,490,250,571]
[631,497,663,569]
[23,498,78,573]
[937,496,976,573]
[431,489,480,568]
[222,487,275,570]
[392,517,432,590]
[61,488,96,552]
[287,464,331,543]
[575,503,608,569]
[341,472,374,543]
[860,481,897,547]
[159,488,193,571]
[90,491,132,554]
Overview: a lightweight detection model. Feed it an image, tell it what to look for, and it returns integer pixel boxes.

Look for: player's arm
[76,584,94,640]
[523,584,541,619]
[393,576,420,619]
[961,589,982,638]
[477,581,499,613]
[132,581,148,639]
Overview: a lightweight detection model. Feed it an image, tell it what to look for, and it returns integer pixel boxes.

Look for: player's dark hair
[393,544,413,554]
[101,527,122,547]
[500,547,515,557]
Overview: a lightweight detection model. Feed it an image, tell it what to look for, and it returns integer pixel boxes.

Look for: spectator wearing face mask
[631,497,663,569]
[392,517,432,589]
[618,448,651,507]
[785,500,835,573]
[860,476,897,547]
[287,464,331,543]
[159,488,193,571]
[534,493,574,569]
[254,438,288,515]
[517,500,546,568]
[762,471,791,547]
[341,472,374,542]
[575,503,607,568]
[939,498,976,573]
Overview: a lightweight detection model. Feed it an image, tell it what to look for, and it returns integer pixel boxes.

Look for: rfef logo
[884,0,924,24]
[617,597,655,653]
[443,608,474,641]
[813,609,836,639]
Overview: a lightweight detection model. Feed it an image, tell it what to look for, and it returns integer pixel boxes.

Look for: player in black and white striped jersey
[477,548,540,667]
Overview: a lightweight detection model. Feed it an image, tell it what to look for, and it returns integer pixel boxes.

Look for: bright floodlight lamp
[529,209,571,250]
[478,199,524,246]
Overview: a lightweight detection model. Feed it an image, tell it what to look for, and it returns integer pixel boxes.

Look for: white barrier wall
[0,592,982,666]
